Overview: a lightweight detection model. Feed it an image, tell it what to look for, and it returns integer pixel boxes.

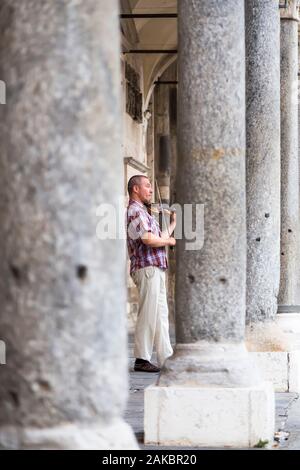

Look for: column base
[250,351,300,392]
[0,418,138,450]
[276,312,300,350]
[145,381,274,448]
[277,306,300,314]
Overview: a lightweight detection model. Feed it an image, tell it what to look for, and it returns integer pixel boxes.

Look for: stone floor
[124,334,300,450]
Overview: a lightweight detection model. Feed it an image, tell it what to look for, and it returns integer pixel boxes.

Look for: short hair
[127,175,148,195]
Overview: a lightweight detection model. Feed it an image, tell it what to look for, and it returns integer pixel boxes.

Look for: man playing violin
[127,175,176,373]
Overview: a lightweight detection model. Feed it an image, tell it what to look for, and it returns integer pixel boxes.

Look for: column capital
[280,0,300,21]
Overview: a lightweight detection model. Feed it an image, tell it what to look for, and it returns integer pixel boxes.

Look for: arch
[144,54,177,109]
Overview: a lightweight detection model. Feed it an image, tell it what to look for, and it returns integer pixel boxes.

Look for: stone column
[0,0,137,449]
[154,74,172,319]
[154,82,171,206]
[145,0,274,448]
[168,66,178,325]
[298,30,300,307]
[146,101,155,191]
[271,0,300,391]
[169,81,178,205]
[154,63,177,324]
[278,0,300,312]
[245,0,300,394]
[245,1,282,348]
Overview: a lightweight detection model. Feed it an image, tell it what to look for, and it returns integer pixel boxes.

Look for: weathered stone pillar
[245,0,280,330]
[154,64,177,323]
[145,0,274,448]
[245,1,283,346]
[245,0,300,394]
[0,0,137,449]
[298,29,300,308]
[154,77,171,206]
[279,0,300,312]
[269,0,300,393]
[168,68,178,324]
[154,73,173,320]
[284,23,300,352]
[169,82,178,205]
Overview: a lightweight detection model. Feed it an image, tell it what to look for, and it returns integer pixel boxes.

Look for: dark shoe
[134,359,160,373]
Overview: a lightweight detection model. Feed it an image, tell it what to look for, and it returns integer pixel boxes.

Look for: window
[125,62,143,123]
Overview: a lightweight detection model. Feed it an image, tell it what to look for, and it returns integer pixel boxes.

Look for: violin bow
[155,179,171,238]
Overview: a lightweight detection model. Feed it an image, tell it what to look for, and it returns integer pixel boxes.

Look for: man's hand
[141,232,176,248]
[161,211,176,239]
[168,237,176,247]
[170,211,176,225]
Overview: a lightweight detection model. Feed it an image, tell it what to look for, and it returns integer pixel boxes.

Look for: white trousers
[131,266,173,367]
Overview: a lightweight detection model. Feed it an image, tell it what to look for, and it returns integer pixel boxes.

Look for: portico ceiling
[120,0,177,105]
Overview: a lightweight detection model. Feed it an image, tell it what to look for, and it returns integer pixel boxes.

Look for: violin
[145,204,176,217]
[146,181,176,250]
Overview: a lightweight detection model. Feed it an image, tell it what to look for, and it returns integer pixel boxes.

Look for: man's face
[135,177,153,204]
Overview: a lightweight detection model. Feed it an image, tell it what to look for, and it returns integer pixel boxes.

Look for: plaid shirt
[127,199,168,275]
